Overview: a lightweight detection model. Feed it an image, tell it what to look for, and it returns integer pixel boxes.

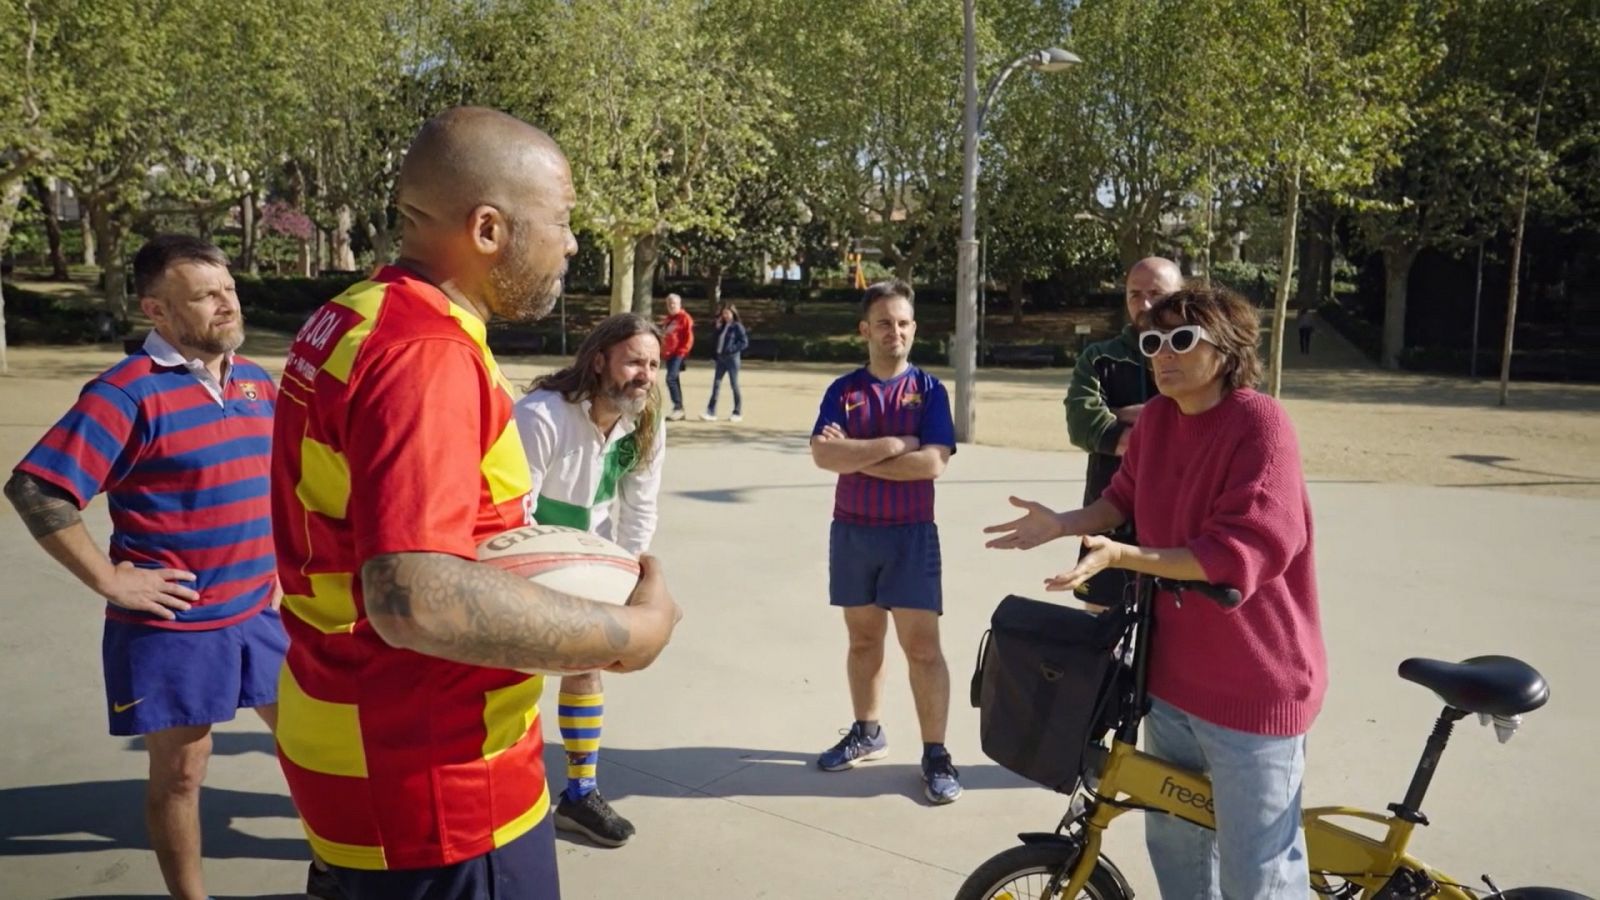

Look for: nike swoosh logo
[113,698,144,713]
[845,401,865,412]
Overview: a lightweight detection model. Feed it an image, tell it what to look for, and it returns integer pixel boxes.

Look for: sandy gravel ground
[3,319,1596,499]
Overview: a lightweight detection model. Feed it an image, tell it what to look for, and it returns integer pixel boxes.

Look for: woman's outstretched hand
[983,496,1066,550]
[1044,534,1123,592]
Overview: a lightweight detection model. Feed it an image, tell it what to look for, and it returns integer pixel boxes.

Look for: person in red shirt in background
[660,292,694,420]
[985,285,1324,900]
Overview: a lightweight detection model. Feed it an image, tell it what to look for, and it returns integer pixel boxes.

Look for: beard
[602,379,651,418]
[487,228,563,323]
[174,317,244,355]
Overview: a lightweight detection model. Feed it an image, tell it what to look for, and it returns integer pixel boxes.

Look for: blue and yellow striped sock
[559,692,603,802]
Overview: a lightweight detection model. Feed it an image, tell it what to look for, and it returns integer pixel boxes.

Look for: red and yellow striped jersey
[270,266,543,870]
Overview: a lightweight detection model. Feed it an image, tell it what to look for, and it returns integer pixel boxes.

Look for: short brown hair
[133,234,229,298]
[861,278,914,319]
[1145,287,1263,391]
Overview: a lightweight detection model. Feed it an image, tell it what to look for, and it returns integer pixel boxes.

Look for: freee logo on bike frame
[1160,775,1215,814]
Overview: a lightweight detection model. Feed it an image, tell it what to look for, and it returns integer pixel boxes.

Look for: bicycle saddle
[1398,655,1549,717]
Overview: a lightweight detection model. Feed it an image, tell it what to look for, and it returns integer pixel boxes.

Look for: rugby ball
[476,525,640,675]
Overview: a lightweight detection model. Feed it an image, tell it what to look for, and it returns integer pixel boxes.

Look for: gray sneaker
[921,749,963,804]
[817,722,888,771]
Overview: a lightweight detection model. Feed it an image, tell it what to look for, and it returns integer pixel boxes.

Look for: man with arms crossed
[5,235,287,900]
[271,107,680,900]
[513,313,667,847]
[1064,256,1183,609]
[809,279,961,804]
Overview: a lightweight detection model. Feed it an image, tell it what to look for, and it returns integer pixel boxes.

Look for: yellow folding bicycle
[958,577,1590,900]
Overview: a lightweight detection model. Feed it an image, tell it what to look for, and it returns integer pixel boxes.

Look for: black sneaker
[554,789,636,847]
[305,860,347,900]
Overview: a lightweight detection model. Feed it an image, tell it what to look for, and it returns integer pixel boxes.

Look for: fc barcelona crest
[900,391,922,408]
[239,381,259,401]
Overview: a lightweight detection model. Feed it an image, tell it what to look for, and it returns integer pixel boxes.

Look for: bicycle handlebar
[1148,576,1243,609]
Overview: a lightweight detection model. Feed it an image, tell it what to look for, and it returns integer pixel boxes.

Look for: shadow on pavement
[0,780,302,861]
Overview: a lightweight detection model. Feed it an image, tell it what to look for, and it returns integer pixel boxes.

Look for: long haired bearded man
[513,313,668,847]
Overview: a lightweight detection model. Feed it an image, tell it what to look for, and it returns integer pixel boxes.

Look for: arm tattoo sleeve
[3,472,83,540]
[361,552,633,671]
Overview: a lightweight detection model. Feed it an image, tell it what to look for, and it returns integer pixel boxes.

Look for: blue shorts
[330,813,560,900]
[101,606,288,736]
[829,521,943,614]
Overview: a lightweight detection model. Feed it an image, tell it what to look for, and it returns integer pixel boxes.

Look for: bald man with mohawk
[270,107,681,900]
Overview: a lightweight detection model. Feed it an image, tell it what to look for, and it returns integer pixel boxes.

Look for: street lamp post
[954,0,1079,443]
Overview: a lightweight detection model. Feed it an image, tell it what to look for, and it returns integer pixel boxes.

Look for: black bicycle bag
[970,594,1132,793]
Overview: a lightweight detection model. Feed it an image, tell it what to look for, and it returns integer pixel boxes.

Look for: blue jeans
[666,355,685,411]
[707,354,742,415]
[1144,698,1309,900]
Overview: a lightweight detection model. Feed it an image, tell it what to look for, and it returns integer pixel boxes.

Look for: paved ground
[1,339,1597,899]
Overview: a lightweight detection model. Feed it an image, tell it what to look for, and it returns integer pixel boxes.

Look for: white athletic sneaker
[730,414,743,423]
[699,412,717,421]
[667,409,686,421]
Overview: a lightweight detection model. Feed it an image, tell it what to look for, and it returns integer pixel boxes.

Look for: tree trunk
[368,209,393,265]
[1380,244,1417,369]
[1295,203,1328,311]
[81,202,97,267]
[0,178,27,374]
[312,227,326,275]
[297,238,312,277]
[631,232,660,316]
[1266,164,1302,398]
[1500,59,1551,407]
[706,263,724,309]
[31,178,69,279]
[893,254,914,282]
[332,206,356,271]
[608,232,635,315]
[1202,155,1215,286]
[96,212,129,318]
[240,191,258,275]
[1010,274,1027,326]
[1317,213,1334,306]
[196,210,213,241]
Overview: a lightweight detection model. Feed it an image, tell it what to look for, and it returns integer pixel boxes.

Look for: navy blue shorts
[828,521,943,614]
[101,607,288,736]
[331,814,561,900]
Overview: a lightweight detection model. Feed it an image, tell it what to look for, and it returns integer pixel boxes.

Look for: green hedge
[2,283,132,345]
[235,273,366,315]
[1398,346,1600,381]
[1315,298,1381,360]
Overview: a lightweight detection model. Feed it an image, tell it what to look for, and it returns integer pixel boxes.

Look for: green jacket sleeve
[1064,346,1126,455]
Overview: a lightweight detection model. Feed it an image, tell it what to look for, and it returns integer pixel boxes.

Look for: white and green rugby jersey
[511,388,665,555]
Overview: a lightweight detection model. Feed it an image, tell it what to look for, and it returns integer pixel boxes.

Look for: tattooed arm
[4,471,198,619]
[361,551,681,673]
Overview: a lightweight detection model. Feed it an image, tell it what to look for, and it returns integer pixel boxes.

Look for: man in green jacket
[1062,256,1184,608]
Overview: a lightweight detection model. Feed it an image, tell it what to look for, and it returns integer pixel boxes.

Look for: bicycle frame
[1050,576,1478,899]
[1054,738,1476,899]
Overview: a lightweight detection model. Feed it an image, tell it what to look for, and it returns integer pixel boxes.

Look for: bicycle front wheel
[955,843,1129,900]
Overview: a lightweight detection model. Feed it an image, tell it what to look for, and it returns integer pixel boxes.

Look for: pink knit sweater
[1101,388,1326,736]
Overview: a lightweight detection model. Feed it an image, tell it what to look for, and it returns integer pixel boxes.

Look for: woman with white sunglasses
[985,286,1324,900]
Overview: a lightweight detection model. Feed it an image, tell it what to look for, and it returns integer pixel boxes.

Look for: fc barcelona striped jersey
[270,265,543,870]
[812,365,956,525]
[14,333,278,631]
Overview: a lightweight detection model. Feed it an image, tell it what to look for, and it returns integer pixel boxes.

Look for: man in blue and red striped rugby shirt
[5,235,287,900]
[809,278,963,805]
